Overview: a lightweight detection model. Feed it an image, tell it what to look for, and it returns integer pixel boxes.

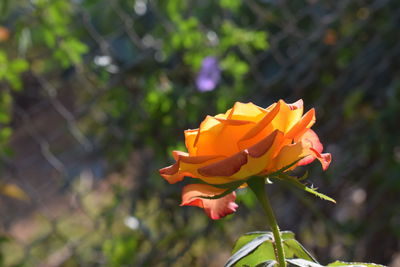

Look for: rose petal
[271,99,304,133]
[189,101,300,157]
[184,129,199,156]
[214,118,255,126]
[288,99,304,110]
[198,151,248,177]
[311,149,331,171]
[247,129,280,158]
[271,131,331,172]
[215,107,234,119]
[299,129,323,153]
[270,141,311,172]
[237,130,285,176]
[285,108,316,140]
[194,115,256,157]
[296,129,323,166]
[238,101,280,150]
[296,129,331,170]
[159,152,224,184]
[198,130,285,181]
[181,184,238,220]
[227,102,266,121]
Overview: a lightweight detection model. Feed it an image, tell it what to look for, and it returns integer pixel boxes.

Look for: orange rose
[160,100,331,219]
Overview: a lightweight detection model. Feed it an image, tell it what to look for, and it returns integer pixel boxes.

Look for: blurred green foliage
[0,0,399,266]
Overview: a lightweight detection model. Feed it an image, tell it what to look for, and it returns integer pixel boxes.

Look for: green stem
[248,177,286,267]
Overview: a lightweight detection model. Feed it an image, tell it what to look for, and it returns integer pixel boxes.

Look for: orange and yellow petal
[163,131,283,187]
[194,116,256,157]
[231,130,285,179]
[227,102,266,121]
[181,184,238,220]
[238,101,280,150]
[184,129,199,156]
[270,99,304,133]
[270,131,331,172]
[159,152,224,184]
[197,151,248,177]
[197,130,285,183]
[269,141,311,172]
[285,108,316,140]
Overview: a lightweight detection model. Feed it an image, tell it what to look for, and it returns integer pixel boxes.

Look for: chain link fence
[1,0,400,266]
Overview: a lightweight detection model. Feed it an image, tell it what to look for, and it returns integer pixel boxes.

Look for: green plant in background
[85,0,271,166]
[102,233,139,266]
[164,0,268,86]
[0,52,27,156]
[0,46,29,201]
[0,51,28,90]
[0,0,399,266]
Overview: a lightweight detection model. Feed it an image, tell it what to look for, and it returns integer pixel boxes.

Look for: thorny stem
[248,177,286,267]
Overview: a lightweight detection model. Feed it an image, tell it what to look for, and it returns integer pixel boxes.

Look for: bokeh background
[1,0,400,266]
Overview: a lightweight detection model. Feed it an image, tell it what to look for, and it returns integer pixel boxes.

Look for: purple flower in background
[196,56,221,92]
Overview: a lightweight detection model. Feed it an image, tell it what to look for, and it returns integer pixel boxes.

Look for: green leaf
[256,260,277,267]
[232,232,273,254]
[281,231,296,240]
[231,231,318,264]
[235,231,317,263]
[301,185,336,203]
[227,231,298,267]
[232,231,294,252]
[266,158,304,179]
[276,175,336,203]
[283,239,317,262]
[226,233,274,267]
[286,259,385,267]
[327,261,386,267]
[236,241,276,266]
[286,258,323,267]
[227,240,276,267]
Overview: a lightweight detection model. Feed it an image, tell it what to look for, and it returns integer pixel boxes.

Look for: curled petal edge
[271,136,331,172]
[181,184,238,220]
[288,99,304,110]
[297,129,331,170]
